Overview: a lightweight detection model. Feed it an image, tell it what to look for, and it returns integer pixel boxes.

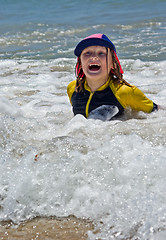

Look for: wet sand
[0,216,94,240]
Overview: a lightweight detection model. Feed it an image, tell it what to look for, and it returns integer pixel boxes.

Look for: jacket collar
[84,77,111,92]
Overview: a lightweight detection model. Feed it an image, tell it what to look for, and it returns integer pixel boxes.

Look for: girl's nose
[91,52,98,58]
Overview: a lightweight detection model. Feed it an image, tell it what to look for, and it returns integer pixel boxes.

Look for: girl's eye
[83,50,106,57]
[84,51,91,56]
[99,52,106,56]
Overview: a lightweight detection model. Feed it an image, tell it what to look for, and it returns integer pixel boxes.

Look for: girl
[67,34,158,120]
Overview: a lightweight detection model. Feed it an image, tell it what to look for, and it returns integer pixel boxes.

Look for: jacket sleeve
[67,80,76,104]
[117,85,155,113]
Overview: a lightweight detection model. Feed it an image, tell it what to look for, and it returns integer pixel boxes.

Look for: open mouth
[89,64,101,71]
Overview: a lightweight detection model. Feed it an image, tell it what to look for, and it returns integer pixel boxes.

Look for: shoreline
[0,216,94,240]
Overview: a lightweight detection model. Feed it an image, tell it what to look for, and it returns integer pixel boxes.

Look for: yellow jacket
[67,78,157,118]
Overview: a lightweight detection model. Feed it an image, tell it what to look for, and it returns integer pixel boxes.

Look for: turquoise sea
[0,0,166,239]
[0,0,166,61]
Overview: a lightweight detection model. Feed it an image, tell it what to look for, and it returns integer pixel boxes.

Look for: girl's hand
[158,105,166,110]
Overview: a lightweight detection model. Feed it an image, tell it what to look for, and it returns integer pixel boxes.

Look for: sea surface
[0,0,166,239]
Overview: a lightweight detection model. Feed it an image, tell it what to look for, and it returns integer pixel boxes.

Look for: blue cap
[74,33,116,56]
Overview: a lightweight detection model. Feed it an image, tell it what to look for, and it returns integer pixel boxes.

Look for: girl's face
[80,46,113,82]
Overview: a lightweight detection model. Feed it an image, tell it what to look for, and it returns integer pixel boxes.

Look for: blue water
[1,0,165,25]
[0,0,166,60]
[0,1,166,239]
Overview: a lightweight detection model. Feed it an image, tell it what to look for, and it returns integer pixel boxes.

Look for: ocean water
[0,0,166,239]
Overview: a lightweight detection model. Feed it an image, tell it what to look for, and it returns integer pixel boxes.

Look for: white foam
[0,59,166,239]
[0,97,23,117]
